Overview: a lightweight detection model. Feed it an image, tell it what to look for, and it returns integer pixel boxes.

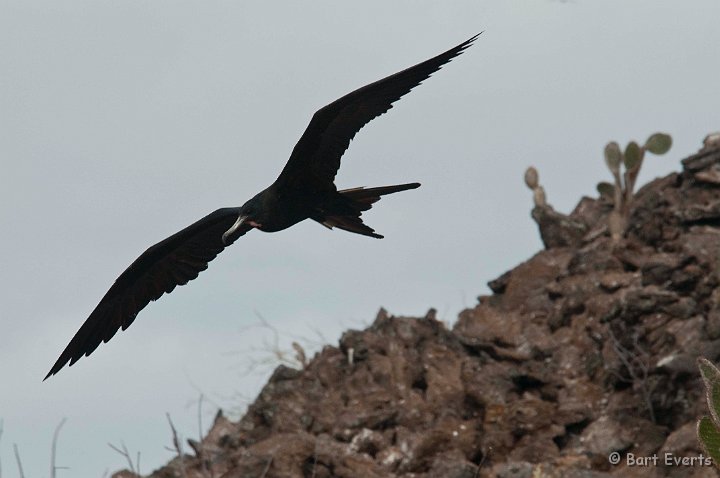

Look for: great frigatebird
[45,34,479,379]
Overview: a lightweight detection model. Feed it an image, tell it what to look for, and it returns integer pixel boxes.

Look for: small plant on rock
[696,357,720,467]
[524,166,547,207]
[597,133,672,240]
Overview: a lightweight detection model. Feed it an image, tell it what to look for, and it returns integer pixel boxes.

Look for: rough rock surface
[116,141,720,477]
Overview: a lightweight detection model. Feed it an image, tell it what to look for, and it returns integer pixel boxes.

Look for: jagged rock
[580,416,634,456]
[111,471,139,478]
[426,451,478,478]
[531,205,589,249]
[132,138,720,477]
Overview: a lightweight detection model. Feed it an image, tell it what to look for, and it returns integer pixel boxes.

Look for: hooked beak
[222,214,249,245]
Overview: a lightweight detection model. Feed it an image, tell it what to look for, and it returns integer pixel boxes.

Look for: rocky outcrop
[120,138,720,478]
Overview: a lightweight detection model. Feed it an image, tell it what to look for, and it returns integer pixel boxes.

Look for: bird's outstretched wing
[275,33,480,193]
[45,207,250,380]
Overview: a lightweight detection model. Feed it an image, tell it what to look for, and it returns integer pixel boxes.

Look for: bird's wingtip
[44,355,69,381]
[462,32,483,49]
[439,32,482,66]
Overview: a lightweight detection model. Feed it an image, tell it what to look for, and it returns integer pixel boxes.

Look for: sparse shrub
[597,133,672,240]
[696,357,720,467]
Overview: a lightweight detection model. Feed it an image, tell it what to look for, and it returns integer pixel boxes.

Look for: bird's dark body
[249,183,421,235]
[249,183,315,232]
[45,33,480,379]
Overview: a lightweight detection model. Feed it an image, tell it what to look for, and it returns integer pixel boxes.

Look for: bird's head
[239,193,266,228]
[221,193,264,245]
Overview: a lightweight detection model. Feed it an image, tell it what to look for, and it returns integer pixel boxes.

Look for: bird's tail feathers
[320,215,384,238]
[315,182,420,239]
[337,182,420,212]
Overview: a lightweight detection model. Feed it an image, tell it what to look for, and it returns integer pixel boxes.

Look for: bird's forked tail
[313,182,420,238]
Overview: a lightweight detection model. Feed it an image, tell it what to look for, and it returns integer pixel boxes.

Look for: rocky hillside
[117,135,720,478]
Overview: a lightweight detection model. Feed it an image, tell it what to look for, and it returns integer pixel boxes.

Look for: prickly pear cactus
[697,357,720,467]
[523,166,546,207]
[645,132,673,155]
[599,132,672,241]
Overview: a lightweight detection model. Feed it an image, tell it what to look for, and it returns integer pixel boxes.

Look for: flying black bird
[45,33,480,379]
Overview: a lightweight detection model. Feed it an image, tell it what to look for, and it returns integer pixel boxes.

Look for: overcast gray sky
[1,0,719,475]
